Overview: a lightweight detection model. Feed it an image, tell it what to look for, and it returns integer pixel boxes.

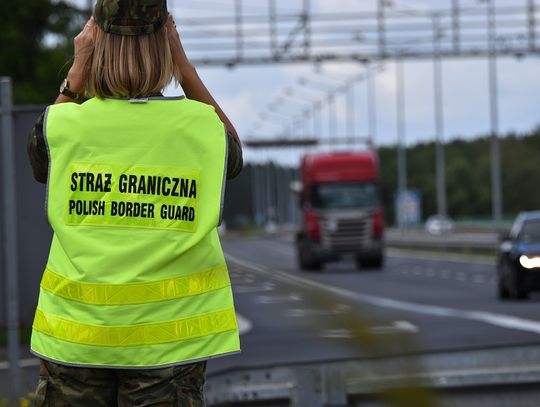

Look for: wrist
[66,68,85,93]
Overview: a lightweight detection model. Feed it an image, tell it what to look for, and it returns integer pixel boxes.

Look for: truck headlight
[519,255,540,269]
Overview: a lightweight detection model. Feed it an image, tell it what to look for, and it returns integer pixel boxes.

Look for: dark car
[498,211,540,300]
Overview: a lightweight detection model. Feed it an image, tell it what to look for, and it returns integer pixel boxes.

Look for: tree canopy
[378,127,540,223]
[0,0,86,104]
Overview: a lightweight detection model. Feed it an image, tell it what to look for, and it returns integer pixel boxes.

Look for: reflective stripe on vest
[33,308,237,347]
[41,265,230,305]
[31,97,240,368]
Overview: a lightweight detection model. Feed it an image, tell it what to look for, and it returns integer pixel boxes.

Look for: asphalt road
[3,233,540,405]
[208,234,540,375]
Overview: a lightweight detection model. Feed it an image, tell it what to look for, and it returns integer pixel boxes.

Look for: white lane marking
[285,304,350,318]
[254,293,302,304]
[319,321,419,339]
[236,313,253,335]
[320,329,354,339]
[234,277,256,284]
[456,272,467,281]
[233,282,275,293]
[370,320,419,334]
[227,254,540,336]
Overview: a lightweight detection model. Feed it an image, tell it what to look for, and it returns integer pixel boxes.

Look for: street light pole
[346,82,355,146]
[312,71,357,145]
[268,0,277,57]
[366,63,378,146]
[303,0,311,57]
[528,0,536,51]
[312,101,322,142]
[274,94,313,137]
[433,13,448,217]
[396,60,408,196]
[452,0,460,53]
[312,73,369,147]
[282,92,314,108]
[377,0,387,57]
[297,80,337,145]
[328,94,337,143]
[487,0,503,222]
[287,87,324,142]
[301,109,310,140]
[263,108,294,138]
[235,0,244,61]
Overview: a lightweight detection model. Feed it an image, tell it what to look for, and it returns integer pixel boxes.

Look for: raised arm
[54,17,97,105]
[165,15,240,144]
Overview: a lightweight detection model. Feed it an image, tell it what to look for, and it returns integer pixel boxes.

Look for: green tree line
[378,126,540,223]
[0,0,85,104]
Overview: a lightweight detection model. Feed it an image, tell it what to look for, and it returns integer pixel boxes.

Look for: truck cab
[295,151,385,271]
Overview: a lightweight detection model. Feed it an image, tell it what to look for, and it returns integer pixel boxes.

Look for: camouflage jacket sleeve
[27,109,244,184]
[27,111,48,184]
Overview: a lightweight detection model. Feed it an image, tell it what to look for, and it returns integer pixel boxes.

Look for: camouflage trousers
[33,359,207,407]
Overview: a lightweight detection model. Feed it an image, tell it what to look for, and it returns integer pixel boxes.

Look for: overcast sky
[75,1,540,163]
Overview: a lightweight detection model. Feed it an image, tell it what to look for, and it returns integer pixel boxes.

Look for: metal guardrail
[385,229,500,253]
[5,344,540,406]
[206,344,540,407]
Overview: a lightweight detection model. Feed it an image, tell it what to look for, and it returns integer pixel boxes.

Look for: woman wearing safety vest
[27,0,242,405]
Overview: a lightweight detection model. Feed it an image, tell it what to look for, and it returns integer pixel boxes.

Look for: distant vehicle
[294,151,385,271]
[425,214,453,235]
[497,211,540,300]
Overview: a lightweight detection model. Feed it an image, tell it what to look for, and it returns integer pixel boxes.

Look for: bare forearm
[180,66,240,142]
[54,18,95,105]
[166,17,239,142]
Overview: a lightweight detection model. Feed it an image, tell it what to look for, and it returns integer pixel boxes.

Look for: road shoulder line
[226,254,540,336]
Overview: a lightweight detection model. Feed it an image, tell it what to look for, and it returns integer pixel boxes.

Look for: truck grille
[321,216,371,253]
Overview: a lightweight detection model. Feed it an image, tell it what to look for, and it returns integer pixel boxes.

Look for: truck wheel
[298,250,322,271]
[356,255,384,270]
[297,239,322,272]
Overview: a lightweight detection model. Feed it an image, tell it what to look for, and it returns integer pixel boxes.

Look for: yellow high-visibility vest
[31,96,240,368]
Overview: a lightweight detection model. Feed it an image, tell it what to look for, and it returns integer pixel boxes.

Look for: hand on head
[73,17,97,70]
[66,17,97,93]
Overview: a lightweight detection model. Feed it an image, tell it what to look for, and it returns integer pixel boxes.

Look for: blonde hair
[86,28,182,99]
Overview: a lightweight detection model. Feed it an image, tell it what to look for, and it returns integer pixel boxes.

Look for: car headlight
[519,255,540,269]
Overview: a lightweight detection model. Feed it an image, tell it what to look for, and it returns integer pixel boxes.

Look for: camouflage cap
[94,0,168,36]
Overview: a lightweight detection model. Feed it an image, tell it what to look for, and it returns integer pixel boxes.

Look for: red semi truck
[295,151,385,271]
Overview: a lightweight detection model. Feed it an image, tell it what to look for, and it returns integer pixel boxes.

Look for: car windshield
[519,220,540,244]
[311,182,378,210]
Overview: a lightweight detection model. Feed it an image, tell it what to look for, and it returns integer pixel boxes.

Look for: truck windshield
[311,183,378,210]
